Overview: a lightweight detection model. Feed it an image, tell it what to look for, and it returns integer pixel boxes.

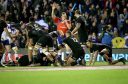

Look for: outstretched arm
[71,23,81,35]
[92,51,98,65]
[51,3,57,19]
[89,53,94,65]
[89,51,98,65]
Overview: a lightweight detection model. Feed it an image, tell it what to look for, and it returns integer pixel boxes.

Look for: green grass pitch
[0,69,128,84]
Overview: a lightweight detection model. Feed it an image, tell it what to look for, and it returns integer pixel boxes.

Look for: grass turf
[0,70,128,84]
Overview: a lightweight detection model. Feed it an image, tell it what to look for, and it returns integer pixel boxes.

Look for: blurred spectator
[124,32,128,48]
[123,19,128,34]
[108,9,117,28]
[123,8,128,20]
[88,32,98,43]
[117,14,125,36]
[97,19,105,34]
[0,0,127,49]
[99,25,113,46]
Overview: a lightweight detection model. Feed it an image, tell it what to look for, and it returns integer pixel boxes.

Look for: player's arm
[51,2,57,19]
[88,47,94,66]
[58,30,64,36]
[100,48,110,62]
[92,50,98,65]
[64,20,71,30]
[71,23,81,35]
[27,38,34,63]
[89,53,94,65]
[88,49,98,65]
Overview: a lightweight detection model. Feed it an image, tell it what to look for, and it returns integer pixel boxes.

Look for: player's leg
[76,49,86,66]
[28,45,33,64]
[5,45,13,62]
[66,56,77,66]
[0,43,5,66]
[100,48,111,63]
[57,44,67,66]
[111,58,126,65]
[100,48,126,65]
[12,46,19,62]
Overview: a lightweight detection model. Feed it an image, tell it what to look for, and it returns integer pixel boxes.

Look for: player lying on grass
[58,31,86,66]
[86,40,126,65]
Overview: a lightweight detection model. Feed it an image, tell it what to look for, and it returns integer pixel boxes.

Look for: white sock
[8,53,12,62]
[61,52,65,61]
[1,53,6,62]
[14,53,18,58]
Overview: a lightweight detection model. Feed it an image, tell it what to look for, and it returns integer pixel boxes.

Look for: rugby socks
[1,53,6,63]
[61,52,65,61]
[8,52,12,62]
[57,52,64,66]
[0,53,7,67]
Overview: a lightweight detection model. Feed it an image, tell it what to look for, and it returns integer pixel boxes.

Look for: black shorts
[1,40,15,47]
[37,36,53,47]
[72,49,85,60]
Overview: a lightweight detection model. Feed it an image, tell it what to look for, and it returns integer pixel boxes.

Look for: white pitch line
[0,66,128,72]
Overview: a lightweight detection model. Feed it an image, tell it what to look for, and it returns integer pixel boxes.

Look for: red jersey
[57,20,71,35]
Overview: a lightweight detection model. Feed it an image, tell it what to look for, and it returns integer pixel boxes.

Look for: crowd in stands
[0,0,128,48]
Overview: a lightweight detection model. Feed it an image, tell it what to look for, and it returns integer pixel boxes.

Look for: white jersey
[1,24,17,43]
[1,31,12,44]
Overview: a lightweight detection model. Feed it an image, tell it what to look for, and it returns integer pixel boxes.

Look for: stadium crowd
[0,0,127,67]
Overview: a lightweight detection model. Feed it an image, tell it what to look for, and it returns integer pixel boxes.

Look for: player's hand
[52,3,56,10]
[71,32,76,37]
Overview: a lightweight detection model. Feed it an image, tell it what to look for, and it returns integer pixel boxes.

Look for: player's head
[61,12,67,21]
[86,40,92,48]
[74,10,80,18]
